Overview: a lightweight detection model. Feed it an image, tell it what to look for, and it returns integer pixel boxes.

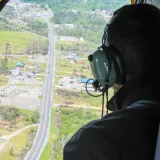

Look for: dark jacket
[64,79,160,160]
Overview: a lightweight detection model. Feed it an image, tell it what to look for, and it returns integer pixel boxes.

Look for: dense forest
[22,0,129,11]
[21,0,129,43]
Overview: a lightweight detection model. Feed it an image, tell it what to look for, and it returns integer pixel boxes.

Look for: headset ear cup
[108,45,125,85]
[90,49,117,88]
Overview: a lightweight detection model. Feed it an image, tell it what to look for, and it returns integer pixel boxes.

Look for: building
[11,69,20,77]
[77,78,94,84]
[16,62,25,68]
[64,24,75,29]
[56,36,77,41]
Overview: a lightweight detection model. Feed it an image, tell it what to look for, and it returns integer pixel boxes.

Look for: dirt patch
[55,110,61,134]
[0,85,42,110]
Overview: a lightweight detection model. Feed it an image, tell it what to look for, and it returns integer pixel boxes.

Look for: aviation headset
[87,16,126,117]
[88,3,160,91]
[88,23,125,91]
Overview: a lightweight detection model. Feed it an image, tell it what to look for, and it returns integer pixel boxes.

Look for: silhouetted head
[107,4,160,84]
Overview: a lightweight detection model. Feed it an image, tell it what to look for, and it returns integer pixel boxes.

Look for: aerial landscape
[0,0,129,159]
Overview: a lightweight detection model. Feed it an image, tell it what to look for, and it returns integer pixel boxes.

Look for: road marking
[25,18,55,160]
[28,36,54,160]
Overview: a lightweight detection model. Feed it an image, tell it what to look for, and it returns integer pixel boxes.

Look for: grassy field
[55,39,97,51]
[0,127,37,160]
[0,55,29,69]
[37,74,46,82]
[53,88,114,108]
[55,77,60,85]
[39,142,52,160]
[40,107,100,160]
[39,62,47,71]
[55,52,91,77]
[0,31,37,54]
[56,66,73,73]
[0,76,8,87]
[55,71,71,77]
[20,108,35,118]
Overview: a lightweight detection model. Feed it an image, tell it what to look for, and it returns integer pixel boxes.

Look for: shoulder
[65,106,154,146]
[64,109,132,148]
[64,109,134,159]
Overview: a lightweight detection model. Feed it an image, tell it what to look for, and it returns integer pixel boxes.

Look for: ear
[108,45,125,85]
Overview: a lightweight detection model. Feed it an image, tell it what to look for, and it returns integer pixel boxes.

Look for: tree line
[0,105,40,128]
[53,10,107,43]
[22,0,129,11]
[21,0,129,43]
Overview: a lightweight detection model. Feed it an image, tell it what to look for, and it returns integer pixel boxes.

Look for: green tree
[0,106,20,127]
[0,58,8,75]
[31,111,40,123]
[25,38,49,55]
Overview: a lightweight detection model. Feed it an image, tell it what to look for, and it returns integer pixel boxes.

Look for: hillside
[22,0,129,11]
[0,31,36,54]
[0,1,126,159]
[20,0,130,43]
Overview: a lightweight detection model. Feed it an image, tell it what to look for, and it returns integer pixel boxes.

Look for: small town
[0,0,158,160]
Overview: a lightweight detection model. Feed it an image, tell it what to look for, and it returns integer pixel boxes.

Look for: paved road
[25,18,55,160]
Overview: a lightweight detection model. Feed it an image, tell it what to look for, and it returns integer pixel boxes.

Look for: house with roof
[77,78,94,84]
[16,62,25,68]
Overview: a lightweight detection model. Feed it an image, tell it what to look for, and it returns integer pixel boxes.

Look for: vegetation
[0,31,49,56]
[18,127,38,160]
[53,10,107,42]
[0,106,39,159]
[37,75,46,82]
[53,11,107,43]
[22,0,129,11]
[0,3,48,36]
[0,1,129,160]
[0,127,37,160]
[24,19,48,37]
[56,39,97,51]
[0,55,27,70]
[55,41,95,78]
[22,0,129,43]
[0,106,40,135]
[0,106,20,128]
[39,142,52,160]
[0,31,38,54]
[24,38,49,55]
[54,88,114,108]
[0,75,8,87]
[40,107,100,160]
[0,5,16,19]
[27,19,48,31]
[30,111,40,123]
[0,58,9,75]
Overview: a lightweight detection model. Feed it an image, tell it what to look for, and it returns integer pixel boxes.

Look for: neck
[108,75,160,111]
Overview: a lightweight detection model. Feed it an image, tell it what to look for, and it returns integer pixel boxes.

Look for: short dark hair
[107,4,160,78]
